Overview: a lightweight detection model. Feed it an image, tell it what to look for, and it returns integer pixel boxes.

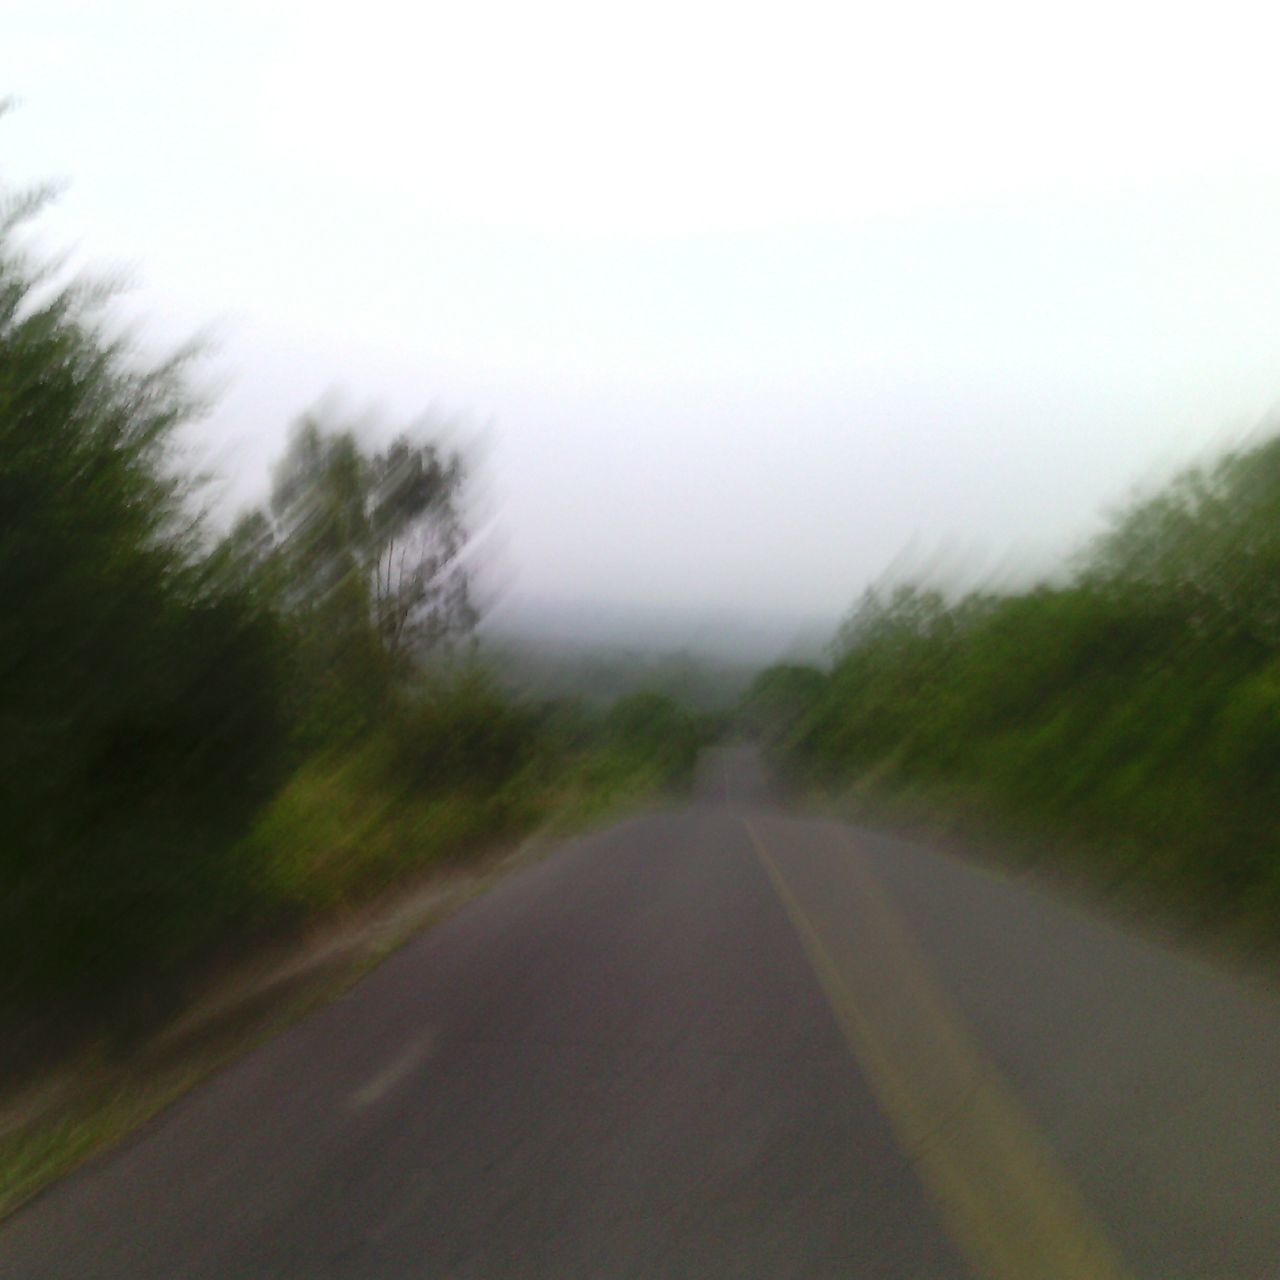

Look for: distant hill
[479,594,834,668]
[477,636,754,711]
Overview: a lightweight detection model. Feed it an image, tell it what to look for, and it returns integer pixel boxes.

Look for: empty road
[2,746,1278,1278]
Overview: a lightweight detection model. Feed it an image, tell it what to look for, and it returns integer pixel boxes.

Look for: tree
[738,664,827,741]
[1082,438,1280,650]
[0,187,288,1007]
[263,413,476,669]
[367,435,475,659]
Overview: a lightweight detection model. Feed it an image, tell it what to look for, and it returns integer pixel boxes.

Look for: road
[2,746,1279,1278]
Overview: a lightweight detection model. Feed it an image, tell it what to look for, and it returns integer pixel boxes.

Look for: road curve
[2,746,1279,1278]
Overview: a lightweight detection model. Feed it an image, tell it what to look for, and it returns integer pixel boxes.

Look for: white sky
[5,0,1280,635]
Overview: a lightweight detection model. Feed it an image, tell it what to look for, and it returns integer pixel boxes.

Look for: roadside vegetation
[746,433,1280,938]
[0,185,709,1077]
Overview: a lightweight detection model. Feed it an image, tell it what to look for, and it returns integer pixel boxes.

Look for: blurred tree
[603,690,703,777]
[222,415,476,743]
[1083,438,1280,650]
[262,416,474,661]
[738,663,827,742]
[0,188,288,1009]
[367,435,475,658]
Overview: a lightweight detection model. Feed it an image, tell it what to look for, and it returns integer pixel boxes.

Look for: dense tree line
[750,435,1280,923]
[0,195,290,1011]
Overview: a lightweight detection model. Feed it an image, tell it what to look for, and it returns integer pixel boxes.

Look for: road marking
[743,818,1132,1280]
[350,1032,434,1108]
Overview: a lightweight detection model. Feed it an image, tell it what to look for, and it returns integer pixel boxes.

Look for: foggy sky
[6,0,1280,638]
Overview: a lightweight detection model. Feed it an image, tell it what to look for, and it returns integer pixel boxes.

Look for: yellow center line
[743,817,1133,1280]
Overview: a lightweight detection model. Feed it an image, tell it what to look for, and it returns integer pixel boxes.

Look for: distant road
[3,746,1279,1277]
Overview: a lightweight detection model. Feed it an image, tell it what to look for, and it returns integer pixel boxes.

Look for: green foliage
[1083,438,1280,649]
[268,416,473,647]
[389,669,541,797]
[244,679,710,912]
[786,435,1280,925]
[0,178,710,1043]
[216,413,477,748]
[0,196,290,1010]
[243,736,506,913]
[1214,657,1280,787]
[602,690,706,781]
[738,663,828,741]
[0,187,501,1025]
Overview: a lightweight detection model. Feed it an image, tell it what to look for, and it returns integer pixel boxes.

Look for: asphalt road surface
[3,746,1279,1278]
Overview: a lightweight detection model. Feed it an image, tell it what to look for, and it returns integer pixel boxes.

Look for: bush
[783,432,1280,929]
[603,691,704,782]
[0,203,290,1010]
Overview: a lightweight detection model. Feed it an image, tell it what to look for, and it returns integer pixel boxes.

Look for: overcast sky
[5,0,1280,640]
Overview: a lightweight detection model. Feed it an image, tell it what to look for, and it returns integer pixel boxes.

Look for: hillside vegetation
[747,435,1280,933]
[0,192,708,1046]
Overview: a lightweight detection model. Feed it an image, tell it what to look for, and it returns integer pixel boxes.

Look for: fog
[6,0,1280,651]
